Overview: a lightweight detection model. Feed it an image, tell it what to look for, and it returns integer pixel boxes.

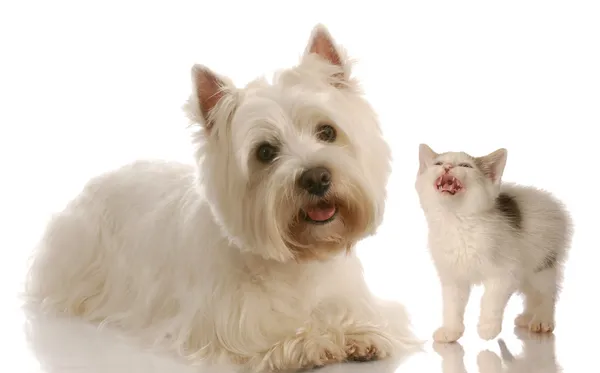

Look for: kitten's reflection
[434,328,561,373]
[433,342,468,373]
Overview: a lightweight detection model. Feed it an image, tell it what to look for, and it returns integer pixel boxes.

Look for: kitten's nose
[443,164,454,171]
[299,167,331,196]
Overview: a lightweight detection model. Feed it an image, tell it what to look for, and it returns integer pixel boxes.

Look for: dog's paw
[477,321,502,340]
[343,327,395,363]
[433,326,464,343]
[528,316,554,333]
[247,331,345,372]
[345,339,384,362]
[312,347,346,368]
[296,336,345,369]
[514,313,533,328]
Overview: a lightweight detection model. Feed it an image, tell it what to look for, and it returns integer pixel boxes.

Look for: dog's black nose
[299,167,331,196]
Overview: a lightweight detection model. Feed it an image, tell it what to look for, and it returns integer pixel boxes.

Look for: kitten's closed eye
[432,161,472,168]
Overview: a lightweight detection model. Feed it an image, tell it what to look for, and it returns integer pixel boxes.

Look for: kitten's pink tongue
[306,205,336,221]
[440,183,455,191]
[436,174,462,193]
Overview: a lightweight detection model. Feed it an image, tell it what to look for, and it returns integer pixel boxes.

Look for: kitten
[415,144,572,342]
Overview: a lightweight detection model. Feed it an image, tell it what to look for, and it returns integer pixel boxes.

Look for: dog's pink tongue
[306,205,336,221]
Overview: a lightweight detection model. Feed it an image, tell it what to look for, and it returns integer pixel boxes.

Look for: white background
[1,1,599,372]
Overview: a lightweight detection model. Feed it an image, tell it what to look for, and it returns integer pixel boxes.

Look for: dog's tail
[498,339,515,362]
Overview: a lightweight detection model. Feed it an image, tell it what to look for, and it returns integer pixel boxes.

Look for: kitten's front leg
[434,281,471,343]
[478,277,517,340]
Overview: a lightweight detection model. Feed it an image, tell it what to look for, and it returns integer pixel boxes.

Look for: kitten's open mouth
[300,201,338,224]
[435,174,464,195]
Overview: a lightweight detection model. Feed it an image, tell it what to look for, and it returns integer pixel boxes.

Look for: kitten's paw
[514,313,533,328]
[477,321,502,340]
[433,326,464,343]
[528,316,555,333]
[477,350,502,371]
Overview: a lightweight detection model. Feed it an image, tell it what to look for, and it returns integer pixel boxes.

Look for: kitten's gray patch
[495,192,522,230]
[534,251,558,273]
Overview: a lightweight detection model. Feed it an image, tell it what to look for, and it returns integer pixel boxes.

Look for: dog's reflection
[24,308,414,373]
[433,328,561,373]
[24,309,231,373]
[314,356,411,373]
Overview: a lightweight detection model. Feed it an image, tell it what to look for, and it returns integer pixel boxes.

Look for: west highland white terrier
[415,144,572,343]
[25,25,420,371]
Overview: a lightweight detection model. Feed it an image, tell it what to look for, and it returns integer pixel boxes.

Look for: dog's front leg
[311,296,417,364]
[217,295,417,371]
[211,294,349,372]
[243,302,396,372]
[232,317,343,372]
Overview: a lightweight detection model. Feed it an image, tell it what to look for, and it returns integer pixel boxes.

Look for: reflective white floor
[6,231,598,373]
[19,311,569,373]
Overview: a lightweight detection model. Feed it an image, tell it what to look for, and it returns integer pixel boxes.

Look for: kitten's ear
[418,144,438,174]
[184,64,237,133]
[476,148,508,183]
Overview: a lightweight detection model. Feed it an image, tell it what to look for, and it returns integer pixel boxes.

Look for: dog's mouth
[300,201,338,224]
[435,173,464,195]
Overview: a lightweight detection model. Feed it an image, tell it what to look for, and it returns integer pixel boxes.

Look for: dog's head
[184,25,391,262]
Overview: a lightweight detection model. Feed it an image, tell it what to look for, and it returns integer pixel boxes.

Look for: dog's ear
[184,65,237,133]
[303,24,350,88]
[305,24,343,67]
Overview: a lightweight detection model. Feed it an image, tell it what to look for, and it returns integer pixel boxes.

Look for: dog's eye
[256,143,278,163]
[316,124,337,143]
[458,163,472,168]
[433,161,443,166]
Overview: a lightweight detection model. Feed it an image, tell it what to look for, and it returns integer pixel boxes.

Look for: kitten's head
[415,144,508,214]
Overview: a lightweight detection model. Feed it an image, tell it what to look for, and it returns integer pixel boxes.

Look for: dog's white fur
[415,144,572,343]
[25,25,419,371]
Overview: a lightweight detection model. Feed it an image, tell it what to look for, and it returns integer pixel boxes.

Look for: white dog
[25,24,419,371]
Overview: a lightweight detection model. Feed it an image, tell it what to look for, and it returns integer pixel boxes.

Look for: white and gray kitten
[415,144,572,343]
